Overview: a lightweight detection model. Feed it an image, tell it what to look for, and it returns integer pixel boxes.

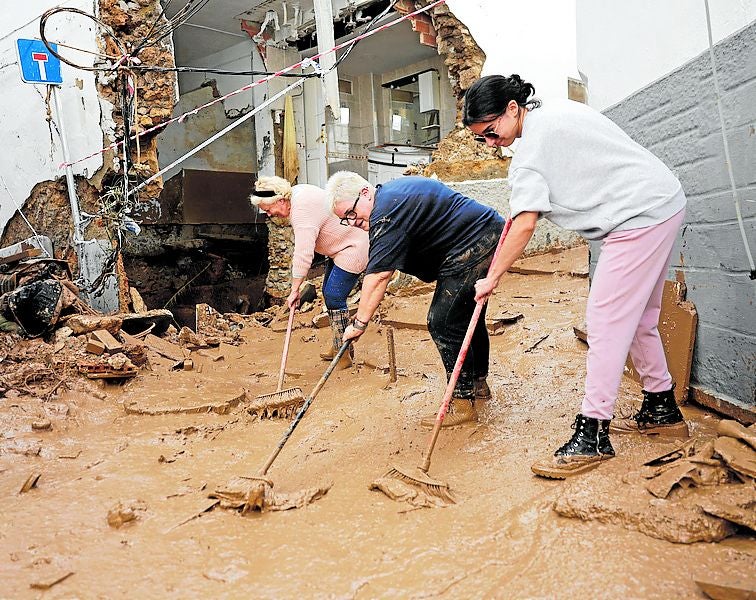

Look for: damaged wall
[586,21,756,410]
[1,1,177,314]
[0,2,104,238]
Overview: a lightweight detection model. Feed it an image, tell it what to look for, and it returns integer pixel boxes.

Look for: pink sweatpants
[581,208,686,420]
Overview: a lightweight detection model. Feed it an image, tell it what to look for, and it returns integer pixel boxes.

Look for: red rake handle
[420,218,513,473]
[276,306,296,392]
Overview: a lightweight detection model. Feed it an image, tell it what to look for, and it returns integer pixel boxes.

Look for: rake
[251,305,305,419]
[241,340,352,512]
[381,218,513,504]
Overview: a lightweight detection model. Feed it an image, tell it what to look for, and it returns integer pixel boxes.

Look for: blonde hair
[325,171,371,212]
[249,175,293,207]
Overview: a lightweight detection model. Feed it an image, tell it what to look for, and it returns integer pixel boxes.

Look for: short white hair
[325,171,370,212]
[249,175,292,207]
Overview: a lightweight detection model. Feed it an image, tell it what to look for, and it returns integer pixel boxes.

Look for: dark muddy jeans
[427,230,499,399]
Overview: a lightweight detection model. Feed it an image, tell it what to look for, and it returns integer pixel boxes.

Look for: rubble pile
[555,420,756,543]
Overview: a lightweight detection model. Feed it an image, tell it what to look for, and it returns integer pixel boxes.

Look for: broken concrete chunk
[129,287,148,314]
[65,314,122,336]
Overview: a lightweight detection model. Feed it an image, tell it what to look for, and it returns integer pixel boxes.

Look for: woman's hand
[342,324,364,342]
[474,276,499,303]
[286,289,300,309]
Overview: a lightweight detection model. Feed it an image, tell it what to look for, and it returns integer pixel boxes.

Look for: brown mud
[1,248,754,598]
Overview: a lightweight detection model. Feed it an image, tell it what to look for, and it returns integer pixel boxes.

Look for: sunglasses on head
[253,189,278,198]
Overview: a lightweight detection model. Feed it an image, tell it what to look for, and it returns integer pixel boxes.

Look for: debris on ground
[210,476,331,513]
[107,500,149,528]
[554,421,756,543]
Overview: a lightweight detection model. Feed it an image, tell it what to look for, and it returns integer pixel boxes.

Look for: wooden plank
[0,247,41,265]
[91,329,123,353]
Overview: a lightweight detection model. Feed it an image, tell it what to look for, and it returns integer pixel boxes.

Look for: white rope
[703,0,755,278]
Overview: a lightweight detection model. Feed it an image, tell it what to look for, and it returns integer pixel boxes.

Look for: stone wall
[597,22,756,409]
[447,179,585,255]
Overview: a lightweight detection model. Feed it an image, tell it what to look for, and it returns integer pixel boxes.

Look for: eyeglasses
[473,113,505,143]
[339,190,363,226]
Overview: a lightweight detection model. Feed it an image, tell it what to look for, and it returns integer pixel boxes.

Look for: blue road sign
[16,38,63,85]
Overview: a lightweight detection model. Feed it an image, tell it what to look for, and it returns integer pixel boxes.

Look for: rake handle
[420,218,512,474]
[276,306,297,392]
[258,340,352,477]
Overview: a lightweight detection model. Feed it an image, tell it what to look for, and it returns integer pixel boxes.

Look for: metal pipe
[51,85,83,244]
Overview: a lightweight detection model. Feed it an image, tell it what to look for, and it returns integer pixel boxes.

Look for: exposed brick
[420,33,437,47]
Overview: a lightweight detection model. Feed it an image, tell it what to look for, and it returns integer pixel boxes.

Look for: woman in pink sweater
[250,176,369,368]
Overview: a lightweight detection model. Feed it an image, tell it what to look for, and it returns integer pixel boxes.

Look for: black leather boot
[610,386,689,437]
[531,414,614,479]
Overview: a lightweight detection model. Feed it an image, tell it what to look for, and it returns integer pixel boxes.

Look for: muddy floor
[1,247,753,598]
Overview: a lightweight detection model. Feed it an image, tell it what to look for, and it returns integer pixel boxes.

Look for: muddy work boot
[321,308,353,369]
[610,387,689,437]
[420,397,478,429]
[474,377,492,402]
[531,414,615,479]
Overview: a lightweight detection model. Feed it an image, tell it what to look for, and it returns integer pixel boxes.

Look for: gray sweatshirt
[508,99,686,239]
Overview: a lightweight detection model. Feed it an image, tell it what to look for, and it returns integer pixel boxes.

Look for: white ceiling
[162,0,438,76]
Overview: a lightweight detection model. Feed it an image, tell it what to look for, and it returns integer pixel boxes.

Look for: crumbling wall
[265,218,296,301]
[411,0,508,182]
[1,0,177,302]
[96,0,176,201]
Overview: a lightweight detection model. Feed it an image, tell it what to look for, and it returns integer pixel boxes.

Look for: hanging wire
[703,0,755,279]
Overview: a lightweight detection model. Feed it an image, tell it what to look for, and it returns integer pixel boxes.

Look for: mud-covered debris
[1,439,42,456]
[29,571,74,590]
[19,472,41,493]
[211,476,330,513]
[31,419,52,431]
[107,499,148,528]
[369,476,451,509]
[66,314,122,336]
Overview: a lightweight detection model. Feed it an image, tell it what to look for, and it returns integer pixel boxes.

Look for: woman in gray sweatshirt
[463,74,688,479]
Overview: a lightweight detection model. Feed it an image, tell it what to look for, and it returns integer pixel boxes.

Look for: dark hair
[463,74,541,125]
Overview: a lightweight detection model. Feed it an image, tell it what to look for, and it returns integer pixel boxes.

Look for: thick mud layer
[1,249,754,597]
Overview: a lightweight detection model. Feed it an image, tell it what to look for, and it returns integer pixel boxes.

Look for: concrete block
[685,187,756,224]
[684,270,756,336]
[691,324,755,405]
[680,221,756,272]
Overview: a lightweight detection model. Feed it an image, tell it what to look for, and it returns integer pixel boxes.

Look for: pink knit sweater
[289,184,369,278]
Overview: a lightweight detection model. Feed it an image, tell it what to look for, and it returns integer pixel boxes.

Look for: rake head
[249,387,305,419]
[384,464,455,505]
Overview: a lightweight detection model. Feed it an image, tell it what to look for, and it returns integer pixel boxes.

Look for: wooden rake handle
[258,340,352,477]
[276,305,297,392]
[421,218,513,474]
